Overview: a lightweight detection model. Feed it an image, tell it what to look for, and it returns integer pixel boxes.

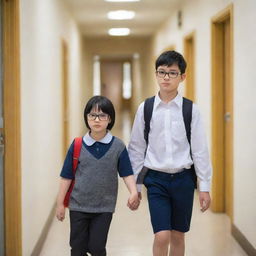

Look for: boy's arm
[191,104,212,192]
[56,178,72,221]
[191,104,212,211]
[128,103,147,192]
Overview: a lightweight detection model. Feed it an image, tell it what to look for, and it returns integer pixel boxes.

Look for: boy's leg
[69,211,90,256]
[169,170,195,256]
[153,230,170,256]
[144,169,194,256]
[87,212,113,256]
[169,230,185,256]
[144,171,172,256]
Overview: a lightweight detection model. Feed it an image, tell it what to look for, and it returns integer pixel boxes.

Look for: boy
[128,51,212,256]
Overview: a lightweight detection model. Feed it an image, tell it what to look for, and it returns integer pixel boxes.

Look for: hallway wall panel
[20,0,85,254]
[233,0,256,248]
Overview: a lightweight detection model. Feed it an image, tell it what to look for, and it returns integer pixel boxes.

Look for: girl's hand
[56,204,66,221]
[127,193,140,210]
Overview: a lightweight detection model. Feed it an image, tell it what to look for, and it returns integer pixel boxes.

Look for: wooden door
[211,5,233,220]
[184,32,195,101]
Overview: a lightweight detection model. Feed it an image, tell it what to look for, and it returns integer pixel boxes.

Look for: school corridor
[1,0,256,255]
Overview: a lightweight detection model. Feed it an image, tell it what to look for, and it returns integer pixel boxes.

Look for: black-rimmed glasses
[87,113,109,121]
[156,70,181,78]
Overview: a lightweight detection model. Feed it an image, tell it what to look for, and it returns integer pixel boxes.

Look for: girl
[56,96,139,256]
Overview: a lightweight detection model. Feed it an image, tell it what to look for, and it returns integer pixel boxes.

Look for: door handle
[224,112,231,122]
[0,130,4,156]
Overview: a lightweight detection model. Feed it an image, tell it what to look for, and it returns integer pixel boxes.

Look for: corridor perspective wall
[83,37,156,117]
[20,0,85,254]
[153,0,256,249]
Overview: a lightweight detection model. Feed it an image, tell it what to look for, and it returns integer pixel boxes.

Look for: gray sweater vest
[69,137,125,213]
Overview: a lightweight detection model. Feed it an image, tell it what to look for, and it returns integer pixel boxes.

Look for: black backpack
[137,96,197,188]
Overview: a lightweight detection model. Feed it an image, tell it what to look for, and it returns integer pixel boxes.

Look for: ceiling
[63,0,181,37]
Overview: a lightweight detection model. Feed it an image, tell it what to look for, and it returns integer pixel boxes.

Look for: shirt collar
[154,92,182,109]
[83,131,113,146]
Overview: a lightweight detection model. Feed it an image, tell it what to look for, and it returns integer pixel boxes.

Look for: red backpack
[64,137,83,207]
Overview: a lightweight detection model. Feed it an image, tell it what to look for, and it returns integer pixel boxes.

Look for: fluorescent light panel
[108,10,135,20]
[108,28,130,36]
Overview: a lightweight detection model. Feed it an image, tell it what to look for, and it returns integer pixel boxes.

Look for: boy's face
[155,64,186,95]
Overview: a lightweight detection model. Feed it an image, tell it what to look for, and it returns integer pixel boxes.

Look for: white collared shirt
[83,131,113,146]
[128,93,212,192]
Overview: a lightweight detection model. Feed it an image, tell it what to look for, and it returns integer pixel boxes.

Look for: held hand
[199,191,211,212]
[56,204,66,221]
[127,193,140,210]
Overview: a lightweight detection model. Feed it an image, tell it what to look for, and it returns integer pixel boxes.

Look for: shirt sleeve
[118,148,134,177]
[60,140,75,179]
[128,102,147,191]
[191,104,212,191]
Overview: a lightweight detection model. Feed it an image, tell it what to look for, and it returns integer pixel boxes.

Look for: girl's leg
[69,211,90,256]
[88,212,113,256]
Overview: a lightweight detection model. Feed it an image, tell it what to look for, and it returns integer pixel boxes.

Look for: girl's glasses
[87,113,109,121]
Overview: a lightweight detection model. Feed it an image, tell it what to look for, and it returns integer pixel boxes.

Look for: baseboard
[31,202,56,256]
[231,223,256,256]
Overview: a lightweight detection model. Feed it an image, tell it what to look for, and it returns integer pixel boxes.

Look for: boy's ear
[181,73,186,82]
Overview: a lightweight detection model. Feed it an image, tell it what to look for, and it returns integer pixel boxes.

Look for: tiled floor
[40,186,247,256]
[40,111,248,256]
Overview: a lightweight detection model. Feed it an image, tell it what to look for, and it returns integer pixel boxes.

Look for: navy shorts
[143,169,195,234]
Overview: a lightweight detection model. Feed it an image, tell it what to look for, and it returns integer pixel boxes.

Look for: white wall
[153,0,256,249]
[233,0,256,248]
[20,0,85,254]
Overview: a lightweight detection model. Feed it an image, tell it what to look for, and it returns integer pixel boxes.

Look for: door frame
[3,0,22,255]
[184,31,195,101]
[62,39,69,158]
[162,45,175,52]
[211,4,234,219]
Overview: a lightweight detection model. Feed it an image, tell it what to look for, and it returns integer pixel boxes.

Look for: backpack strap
[64,137,83,207]
[72,137,83,172]
[182,97,192,144]
[144,96,155,144]
[182,97,197,188]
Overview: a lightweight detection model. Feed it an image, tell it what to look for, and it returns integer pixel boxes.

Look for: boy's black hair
[155,50,187,74]
[84,95,115,130]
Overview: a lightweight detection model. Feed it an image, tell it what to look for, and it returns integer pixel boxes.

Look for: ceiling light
[105,0,140,2]
[107,10,135,20]
[108,28,130,36]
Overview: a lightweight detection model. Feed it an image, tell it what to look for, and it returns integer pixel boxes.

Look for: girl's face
[87,107,111,134]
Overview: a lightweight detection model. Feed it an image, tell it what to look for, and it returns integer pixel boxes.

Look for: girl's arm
[123,175,140,210]
[56,178,72,221]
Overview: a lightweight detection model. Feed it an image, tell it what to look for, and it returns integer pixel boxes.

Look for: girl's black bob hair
[84,95,115,130]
